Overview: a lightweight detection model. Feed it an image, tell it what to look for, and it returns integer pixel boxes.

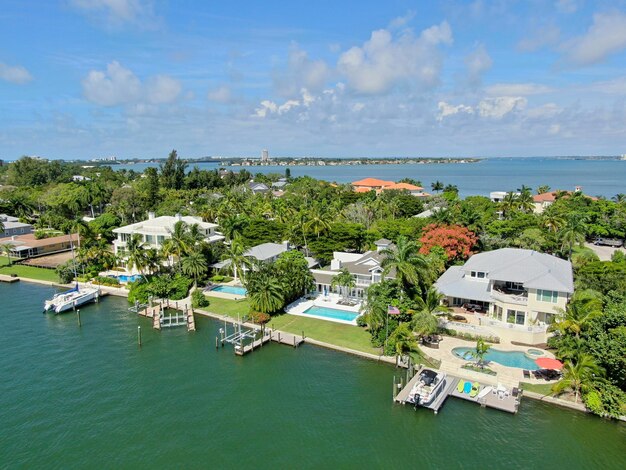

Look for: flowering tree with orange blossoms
[419,224,477,261]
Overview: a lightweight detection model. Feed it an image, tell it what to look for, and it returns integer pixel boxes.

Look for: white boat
[44,283,100,314]
[407,369,447,406]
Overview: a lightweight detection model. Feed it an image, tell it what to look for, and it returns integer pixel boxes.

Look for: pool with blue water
[452,347,539,370]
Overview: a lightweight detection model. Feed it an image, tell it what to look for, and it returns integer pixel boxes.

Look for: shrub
[92,276,121,287]
[191,290,210,308]
[211,275,225,282]
[248,310,271,324]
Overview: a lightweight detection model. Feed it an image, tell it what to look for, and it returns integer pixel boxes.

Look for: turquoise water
[1,282,625,468]
[453,347,540,370]
[109,158,626,199]
[211,285,247,295]
[302,305,360,322]
[115,274,142,283]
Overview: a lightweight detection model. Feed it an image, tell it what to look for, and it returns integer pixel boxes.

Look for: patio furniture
[523,370,531,379]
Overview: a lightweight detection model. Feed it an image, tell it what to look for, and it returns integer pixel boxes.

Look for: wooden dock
[394,368,520,414]
[231,327,304,356]
[137,298,195,332]
[0,274,19,283]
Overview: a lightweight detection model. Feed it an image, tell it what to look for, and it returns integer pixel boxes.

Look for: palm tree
[551,353,604,403]
[613,193,626,203]
[182,251,208,285]
[390,323,418,365]
[551,292,602,337]
[542,213,565,233]
[536,185,551,195]
[560,216,587,260]
[330,268,356,299]
[222,237,250,282]
[472,338,491,370]
[517,186,535,213]
[0,242,13,266]
[249,274,284,314]
[411,311,439,339]
[380,236,431,294]
[305,206,332,239]
[125,234,148,275]
[167,220,190,270]
[499,191,518,219]
[414,288,451,316]
[431,181,444,193]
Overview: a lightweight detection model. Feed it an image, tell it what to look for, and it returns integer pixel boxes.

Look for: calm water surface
[1,282,625,469]
[109,158,626,199]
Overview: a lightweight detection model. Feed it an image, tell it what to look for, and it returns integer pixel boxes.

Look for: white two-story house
[310,239,395,299]
[113,212,224,261]
[435,248,574,344]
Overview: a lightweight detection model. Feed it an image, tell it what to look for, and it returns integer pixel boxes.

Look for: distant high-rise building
[261,149,269,162]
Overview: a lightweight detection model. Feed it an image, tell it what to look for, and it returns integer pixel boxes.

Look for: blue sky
[2,0,626,159]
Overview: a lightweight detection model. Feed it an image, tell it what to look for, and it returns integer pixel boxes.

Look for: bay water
[109,158,626,199]
[1,282,625,468]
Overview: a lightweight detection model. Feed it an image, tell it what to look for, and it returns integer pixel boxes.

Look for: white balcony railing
[490,289,528,305]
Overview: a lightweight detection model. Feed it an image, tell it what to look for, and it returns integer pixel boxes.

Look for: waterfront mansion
[435,248,574,344]
[310,239,395,298]
[113,212,224,259]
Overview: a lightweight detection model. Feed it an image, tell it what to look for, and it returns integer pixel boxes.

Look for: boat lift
[220,316,259,353]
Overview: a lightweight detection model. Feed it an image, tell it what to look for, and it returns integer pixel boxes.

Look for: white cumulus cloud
[273,45,330,98]
[437,102,474,121]
[563,12,626,66]
[478,97,527,118]
[337,21,453,94]
[0,61,33,84]
[82,61,180,106]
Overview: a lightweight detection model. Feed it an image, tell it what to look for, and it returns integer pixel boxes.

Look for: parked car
[593,237,624,247]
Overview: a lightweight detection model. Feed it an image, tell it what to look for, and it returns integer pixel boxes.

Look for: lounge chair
[523,370,531,379]
[457,380,465,393]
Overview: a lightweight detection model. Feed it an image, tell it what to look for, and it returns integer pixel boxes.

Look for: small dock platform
[221,322,304,356]
[137,299,195,332]
[395,368,520,414]
[0,274,19,283]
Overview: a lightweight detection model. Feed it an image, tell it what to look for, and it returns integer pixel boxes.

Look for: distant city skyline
[2,1,626,159]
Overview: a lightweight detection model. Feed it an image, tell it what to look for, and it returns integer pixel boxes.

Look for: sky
[2,0,626,159]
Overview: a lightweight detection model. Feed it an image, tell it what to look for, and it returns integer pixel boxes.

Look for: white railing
[483,319,547,333]
[490,290,528,305]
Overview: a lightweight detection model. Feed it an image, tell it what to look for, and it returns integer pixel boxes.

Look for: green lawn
[520,382,554,395]
[269,314,381,355]
[203,295,251,319]
[0,263,59,282]
[202,295,380,355]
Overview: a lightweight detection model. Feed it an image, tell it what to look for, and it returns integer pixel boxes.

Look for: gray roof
[0,214,19,223]
[435,266,492,303]
[311,270,335,285]
[244,242,288,261]
[375,238,392,245]
[462,248,574,293]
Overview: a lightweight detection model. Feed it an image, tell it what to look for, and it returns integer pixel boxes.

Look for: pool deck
[427,336,559,388]
[285,294,361,325]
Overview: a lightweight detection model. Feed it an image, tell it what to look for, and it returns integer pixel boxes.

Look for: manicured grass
[520,382,554,395]
[268,314,381,355]
[202,295,381,355]
[203,295,251,319]
[0,263,59,282]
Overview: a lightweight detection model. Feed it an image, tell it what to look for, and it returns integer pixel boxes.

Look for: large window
[507,309,526,325]
[536,289,559,303]
[505,281,524,291]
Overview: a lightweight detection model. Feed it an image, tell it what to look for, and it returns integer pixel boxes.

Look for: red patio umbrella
[535,357,563,370]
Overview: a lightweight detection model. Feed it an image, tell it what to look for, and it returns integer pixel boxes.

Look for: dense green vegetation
[2,154,626,418]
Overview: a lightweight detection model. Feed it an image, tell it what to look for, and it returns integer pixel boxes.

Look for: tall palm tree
[125,234,148,275]
[380,236,430,294]
[542,213,565,233]
[249,274,284,314]
[166,220,190,270]
[411,311,439,339]
[330,268,356,299]
[517,187,535,213]
[499,192,519,219]
[390,323,418,365]
[431,181,444,193]
[305,206,332,239]
[182,251,208,285]
[222,237,250,282]
[0,242,13,266]
[414,287,451,316]
[551,292,602,337]
[560,216,587,260]
[551,353,604,403]
[472,338,491,370]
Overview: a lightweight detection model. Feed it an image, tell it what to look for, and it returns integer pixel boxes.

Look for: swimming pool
[211,285,247,296]
[113,274,142,283]
[452,347,539,370]
[302,306,360,323]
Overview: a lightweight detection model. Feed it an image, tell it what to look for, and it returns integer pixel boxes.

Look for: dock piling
[138,325,142,347]
[77,309,81,327]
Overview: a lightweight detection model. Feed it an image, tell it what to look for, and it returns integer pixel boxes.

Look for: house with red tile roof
[351,178,430,197]
[533,187,598,213]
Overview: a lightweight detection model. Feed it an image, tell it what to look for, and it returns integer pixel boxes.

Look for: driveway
[585,242,626,261]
